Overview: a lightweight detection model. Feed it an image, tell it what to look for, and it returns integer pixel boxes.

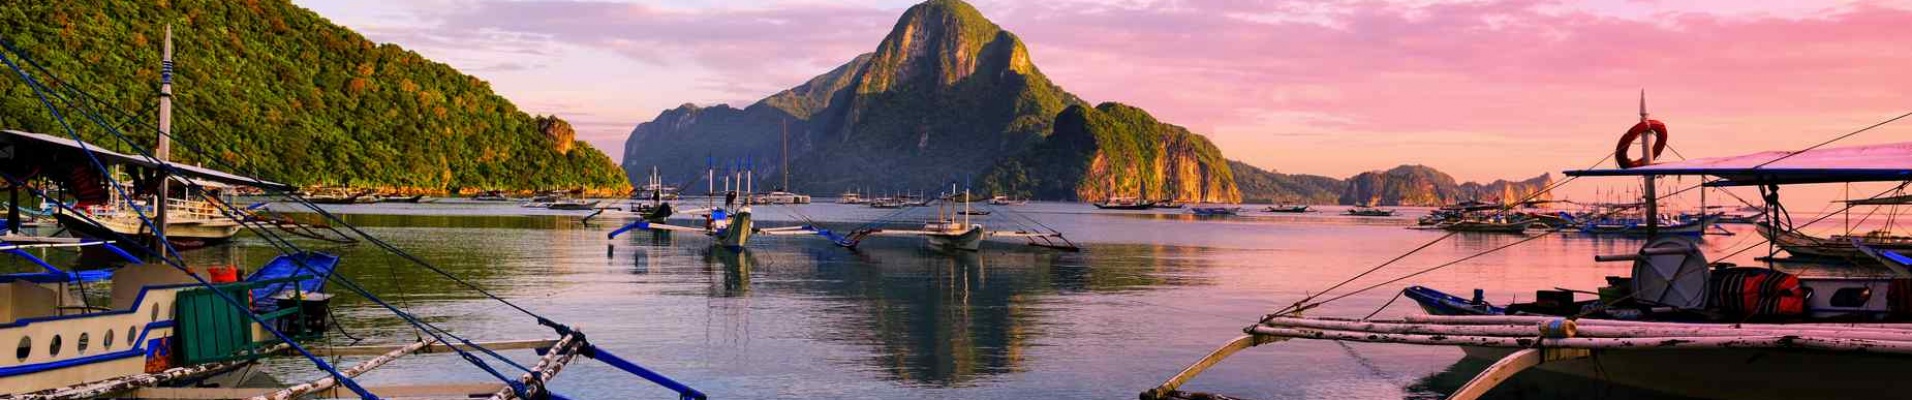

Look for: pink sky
[295,0,1912,204]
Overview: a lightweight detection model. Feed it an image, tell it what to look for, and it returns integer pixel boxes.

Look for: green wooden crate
[174,285,255,365]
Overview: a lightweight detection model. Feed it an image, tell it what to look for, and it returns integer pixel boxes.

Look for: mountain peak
[857,0,1033,93]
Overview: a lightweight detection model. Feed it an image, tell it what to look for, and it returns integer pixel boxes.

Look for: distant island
[0,1,630,195]
[1232,163,1553,206]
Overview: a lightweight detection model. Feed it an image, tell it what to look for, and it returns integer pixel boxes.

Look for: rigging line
[37,62,559,327]
[12,81,536,387]
[1266,153,1610,319]
[1276,182,1709,321]
[1751,109,1912,169]
[0,43,536,381]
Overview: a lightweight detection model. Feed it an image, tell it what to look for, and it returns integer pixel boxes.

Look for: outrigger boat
[987,195,1027,206]
[608,164,763,250]
[1264,204,1310,213]
[6,130,245,250]
[1345,206,1395,217]
[1093,196,1154,210]
[0,28,706,399]
[1143,98,1912,400]
[820,185,1079,252]
[1188,206,1240,216]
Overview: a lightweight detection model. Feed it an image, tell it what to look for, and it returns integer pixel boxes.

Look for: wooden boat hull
[2,285,186,395]
[715,210,752,249]
[1455,345,1912,400]
[927,226,984,251]
[1094,203,1154,210]
[54,213,238,250]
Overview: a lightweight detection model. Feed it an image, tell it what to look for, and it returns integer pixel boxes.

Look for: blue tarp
[246,252,340,301]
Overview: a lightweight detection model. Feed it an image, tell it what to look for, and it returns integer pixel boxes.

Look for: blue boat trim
[1401,286,1506,316]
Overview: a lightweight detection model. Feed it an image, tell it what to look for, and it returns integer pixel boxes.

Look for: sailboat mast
[155,25,175,257]
[782,119,790,192]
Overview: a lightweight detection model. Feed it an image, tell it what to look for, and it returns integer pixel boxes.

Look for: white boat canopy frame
[1564,141,1912,186]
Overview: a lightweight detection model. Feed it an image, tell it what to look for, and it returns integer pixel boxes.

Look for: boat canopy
[0,129,289,190]
[1564,141,1912,186]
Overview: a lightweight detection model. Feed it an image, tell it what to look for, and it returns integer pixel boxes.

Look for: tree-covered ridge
[0,0,628,193]
[982,103,1241,202]
[1339,165,1552,206]
[1228,161,1342,204]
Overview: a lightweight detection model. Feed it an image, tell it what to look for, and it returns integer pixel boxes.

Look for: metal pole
[1640,91,1657,237]
[154,25,174,258]
[7,184,18,235]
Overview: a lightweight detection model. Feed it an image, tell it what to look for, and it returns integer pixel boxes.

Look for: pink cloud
[304,0,1912,186]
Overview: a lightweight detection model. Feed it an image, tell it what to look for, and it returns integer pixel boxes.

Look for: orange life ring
[1615,119,1668,168]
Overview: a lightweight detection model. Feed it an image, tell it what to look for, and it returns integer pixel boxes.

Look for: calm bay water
[5,199,1837,399]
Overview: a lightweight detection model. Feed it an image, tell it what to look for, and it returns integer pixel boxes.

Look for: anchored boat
[1143,97,1912,400]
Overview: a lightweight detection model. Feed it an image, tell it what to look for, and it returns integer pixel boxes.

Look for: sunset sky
[294,0,1912,204]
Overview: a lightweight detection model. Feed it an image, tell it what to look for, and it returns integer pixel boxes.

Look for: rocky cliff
[1228,161,1342,204]
[981,103,1240,202]
[622,0,1235,200]
[1337,165,1552,206]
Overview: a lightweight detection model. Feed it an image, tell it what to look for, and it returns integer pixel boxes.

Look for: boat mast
[782,119,790,192]
[1640,90,1658,237]
[155,25,174,257]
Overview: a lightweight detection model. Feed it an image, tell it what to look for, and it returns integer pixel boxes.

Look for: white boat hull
[927,225,984,251]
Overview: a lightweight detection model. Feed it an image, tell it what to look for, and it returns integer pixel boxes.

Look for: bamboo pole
[251,339,434,400]
[1395,314,1912,332]
[1140,335,1285,400]
[1263,317,1912,342]
[1249,326,1912,354]
[489,333,583,400]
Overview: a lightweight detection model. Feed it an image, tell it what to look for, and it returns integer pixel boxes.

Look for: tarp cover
[1565,141,1912,186]
[0,129,289,190]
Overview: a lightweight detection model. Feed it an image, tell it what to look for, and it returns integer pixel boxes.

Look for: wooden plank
[128,383,505,399]
[306,339,556,357]
[1140,335,1285,400]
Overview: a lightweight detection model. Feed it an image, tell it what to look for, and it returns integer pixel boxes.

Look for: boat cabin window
[77,333,89,354]
[14,336,27,360]
[47,335,60,357]
[1831,287,1872,308]
[151,304,158,322]
[104,329,115,350]
[127,326,136,346]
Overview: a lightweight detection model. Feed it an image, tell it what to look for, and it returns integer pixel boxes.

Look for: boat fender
[1615,119,1668,168]
[1537,318,1577,338]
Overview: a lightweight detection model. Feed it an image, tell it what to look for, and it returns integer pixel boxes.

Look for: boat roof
[0,129,289,190]
[1563,141,1912,186]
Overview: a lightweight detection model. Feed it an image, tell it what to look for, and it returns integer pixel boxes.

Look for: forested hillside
[0,1,628,193]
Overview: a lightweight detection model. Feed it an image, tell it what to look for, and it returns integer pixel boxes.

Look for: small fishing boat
[838,191,866,204]
[1151,200,1184,209]
[987,195,1028,206]
[1093,196,1154,210]
[302,187,368,204]
[1759,221,1912,261]
[750,190,812,205]
[1264,204,1310,213]
[1345,206,1395,217]
[545,199,603,211]
[1189,206,1240,216]
[1576,213,1718,236]
[814,186,1079,252]
[377,194,426,203]
[1438,218,1551,233]
[470,190,510,201]
[959,210,991,216]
